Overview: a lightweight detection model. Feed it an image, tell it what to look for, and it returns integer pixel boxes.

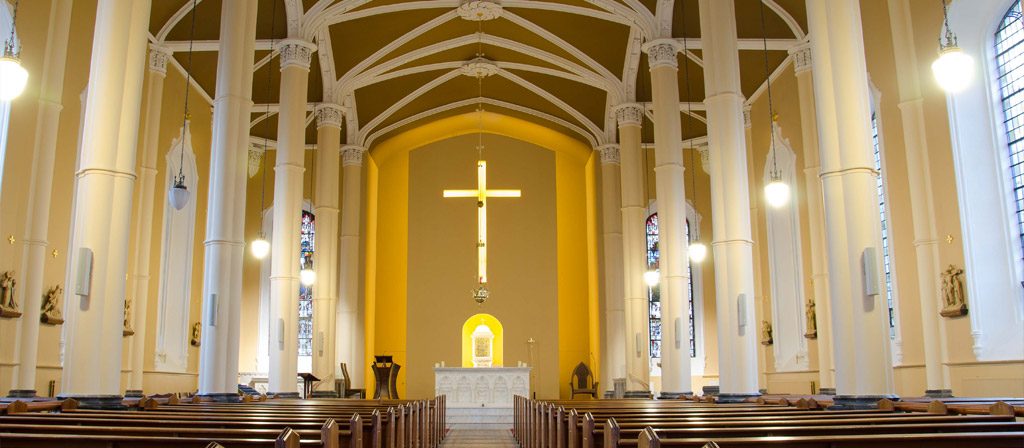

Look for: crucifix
[443,160,521,286]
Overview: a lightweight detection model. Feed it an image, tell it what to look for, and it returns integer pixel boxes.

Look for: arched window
[645,208,703,376]
[996,0,1024,261]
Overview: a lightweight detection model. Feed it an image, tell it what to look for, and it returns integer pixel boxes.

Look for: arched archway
[461,313,504,368]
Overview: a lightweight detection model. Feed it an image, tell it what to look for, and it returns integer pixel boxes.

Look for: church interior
[0,0,1022,446]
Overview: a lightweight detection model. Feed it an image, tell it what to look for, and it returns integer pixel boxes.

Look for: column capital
[641,38,682,70]
[696,143,710,175]
[277,39,317,71]
[342,145,366,167]
[612,103,645,126]
[597,144,620,165]
[315,103,344,129]
[743,106,752,129]
[789,41,812,74]
[148,45,171,76]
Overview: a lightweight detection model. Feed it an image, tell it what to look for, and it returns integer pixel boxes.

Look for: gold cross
[7,235,13,245]
[946,234,954,244]
[52,249,59,258]
[443,160,521,284]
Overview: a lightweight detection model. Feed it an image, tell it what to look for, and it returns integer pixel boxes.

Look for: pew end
[637,427,658,448]
[321,417,339,448]
[277,427,301,448]
[604,417,620,448]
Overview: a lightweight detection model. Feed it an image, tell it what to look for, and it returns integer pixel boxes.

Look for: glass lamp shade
[764,179,791,208]
[688,241,708,263]
[932,46,974,94]
[300,268,316,286]
[0,55,28,101]
[250,238,270,259]
[643,270,660,287]
[168,184,190,210]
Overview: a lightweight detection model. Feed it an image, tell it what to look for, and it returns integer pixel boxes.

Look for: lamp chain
[477,20,485,161]
[258,0,280,236]
[4,0,18,56]
[940,0,957,48]
[175,0,199,188]
[680,0,699,226]
[759,0,780,181]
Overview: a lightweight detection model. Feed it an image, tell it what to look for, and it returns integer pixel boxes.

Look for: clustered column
[125,45,172,397]
[8,0,74,399]
[337,145,366,390]
[642,38,692,398]
[597,144,626,395]
[697,0,760,402]
[789,41,836,395]
[312,104,343,395]
[197,0,258,401]
[268,38,316,397]
[807,0,897,408]
[612,103,650,393]
[60,0,151,408]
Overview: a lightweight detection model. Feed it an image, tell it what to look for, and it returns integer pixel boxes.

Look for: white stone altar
[435,367,530,429]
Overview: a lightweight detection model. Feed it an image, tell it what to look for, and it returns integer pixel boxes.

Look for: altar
[435,367,530,429]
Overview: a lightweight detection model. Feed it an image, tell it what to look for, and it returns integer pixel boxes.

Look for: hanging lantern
[764,175,791,208]
[0,52,27,101]
[688,241,708,263]
[168,178,190,210]
[300,268,316,286]
[250,236,270,259]
[643,270,660,287]
[932,0,974,93]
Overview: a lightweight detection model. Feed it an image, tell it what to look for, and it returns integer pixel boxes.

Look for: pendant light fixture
[680,3,707,264]
[299,142,317,287]
[932,0,974,93]
[471,19,490,305]
[168,0,199,211]
[251,0,280,260]
[759,0,790,209]
[0,0,27,101]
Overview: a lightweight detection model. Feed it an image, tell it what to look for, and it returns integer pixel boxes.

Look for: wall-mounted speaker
[74,247,93,297]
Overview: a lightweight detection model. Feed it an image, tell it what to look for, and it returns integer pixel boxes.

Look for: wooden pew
[635,427,1024,448]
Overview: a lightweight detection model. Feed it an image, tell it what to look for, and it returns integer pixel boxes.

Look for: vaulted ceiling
[147,0,806,150]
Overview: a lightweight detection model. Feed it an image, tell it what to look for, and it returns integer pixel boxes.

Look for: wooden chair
[570,362,599,399]
[336,363,366,399]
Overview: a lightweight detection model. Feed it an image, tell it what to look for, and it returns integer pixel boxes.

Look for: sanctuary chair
[336,363,366,399]
[570,362,599,399]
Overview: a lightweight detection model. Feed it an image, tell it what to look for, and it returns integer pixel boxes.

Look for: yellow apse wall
[365,112,598,399]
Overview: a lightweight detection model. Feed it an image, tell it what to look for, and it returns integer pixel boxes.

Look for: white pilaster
[789,41,836,393]
[886,0,950,396]
[268,38,316,396]
[597,144,626,394]
[125,44,171,396]
[807,0,896,406]
[9,0,74,398]
[612,103,650,392]
[60,0,151,407]
[697,0,760,400]
[642,38,692,397]
[198,0,258,399]
[337,144,365,389]
[312,104,343,394]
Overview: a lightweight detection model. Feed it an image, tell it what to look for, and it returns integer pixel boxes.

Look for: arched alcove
[461,313,504,368]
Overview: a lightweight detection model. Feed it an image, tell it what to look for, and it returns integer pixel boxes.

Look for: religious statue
[940,264,968,317]
[190,322,201,347]
[123,297,135,336]
[760,320,773,346]
[0,271,21,318]
[41,285,64,325]
[804,298,817,339]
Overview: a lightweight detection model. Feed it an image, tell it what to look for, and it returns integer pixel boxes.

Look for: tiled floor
[441,429,519,447]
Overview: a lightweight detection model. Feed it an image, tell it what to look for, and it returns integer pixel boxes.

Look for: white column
[312,104,343,395]
[197,0,258,400]
[60,0,151,407]
[642,39,692,397]
[337,145,365,389]
[807,0,896,407]
[611,103,650,393]
[597,144,626,395]
[8,0,74,398]
[697,0,760,401]
[268,38,315,397]
[124,45,171,397]
[789,42,836,394]
[886,0,950,397]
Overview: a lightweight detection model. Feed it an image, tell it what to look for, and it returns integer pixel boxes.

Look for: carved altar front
[435,367,530,408]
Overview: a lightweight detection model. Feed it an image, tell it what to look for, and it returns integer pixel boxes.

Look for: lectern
[298,372,319,399]
[371,355,401,399]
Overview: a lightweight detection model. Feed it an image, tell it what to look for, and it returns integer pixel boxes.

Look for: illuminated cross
[443,160,521,284]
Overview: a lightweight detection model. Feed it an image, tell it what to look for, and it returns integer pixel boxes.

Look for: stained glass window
[871,113,896,339]
[298,211,315,359]
[996,0,1024,261]
[645,213,698,373]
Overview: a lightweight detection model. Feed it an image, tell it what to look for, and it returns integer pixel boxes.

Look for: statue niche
[940,264,968,318]
[41,285,64,325]
[0,271,21,318]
